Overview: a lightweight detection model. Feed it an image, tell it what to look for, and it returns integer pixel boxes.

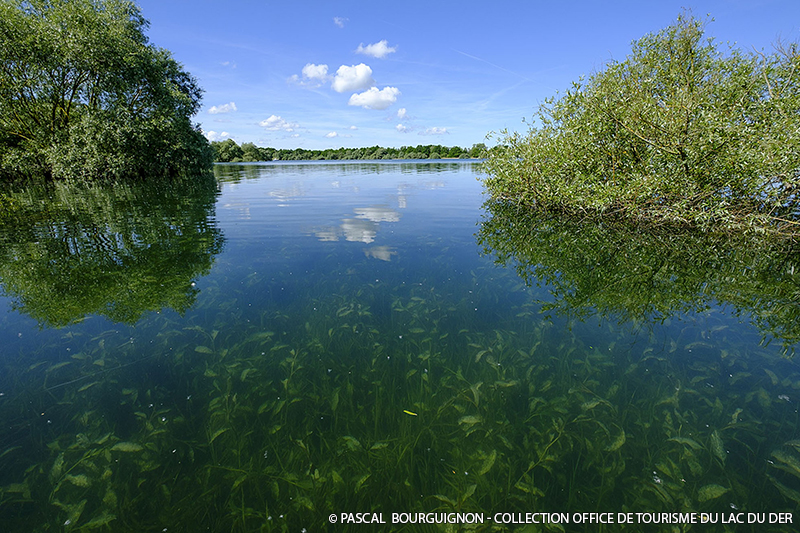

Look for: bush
[482,14,800,236]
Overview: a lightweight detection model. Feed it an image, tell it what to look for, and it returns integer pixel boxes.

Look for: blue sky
[136,0,800,150]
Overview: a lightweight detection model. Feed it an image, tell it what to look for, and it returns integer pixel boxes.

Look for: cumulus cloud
[349,125,358,130]
[332,64,375,93]
[208,102,237,114]
[325,131,338,138]
[348,86,400,110]
[396,123,409,133]
[302,63,329,81]
[259,115,299,132]
[333,16,347,28]
[397,108,408,119]
[204,130,230,142]
[421,127,448,135]
[355,40,397,59]
[289,63,331,87]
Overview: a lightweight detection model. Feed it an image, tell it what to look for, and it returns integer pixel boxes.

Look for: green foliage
[209,140,473,162]
[0,174,223,326]
[0,0,212,179]
[483,14,800,236]
[468,143,487,158]
[211,139,244,163]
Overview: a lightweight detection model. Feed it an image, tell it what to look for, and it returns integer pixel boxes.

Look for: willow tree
[0,0,212,179]
[482,14,800,236]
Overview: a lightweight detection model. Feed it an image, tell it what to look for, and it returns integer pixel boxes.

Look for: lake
[0,161,798,531]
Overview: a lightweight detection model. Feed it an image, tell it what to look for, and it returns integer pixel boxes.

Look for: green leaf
[698,484,729,502]
[111,442,143,453]
[605,430,626,452]
[209,428,229,444]
[478,450,497,475]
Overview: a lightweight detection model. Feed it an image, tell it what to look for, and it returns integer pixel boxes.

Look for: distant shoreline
[214,157,483,163]
[209,139,488,163]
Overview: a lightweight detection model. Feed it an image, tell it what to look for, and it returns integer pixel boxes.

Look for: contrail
[451,48,533,82]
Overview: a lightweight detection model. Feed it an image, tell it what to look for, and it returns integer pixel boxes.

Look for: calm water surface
[0,161,798,532]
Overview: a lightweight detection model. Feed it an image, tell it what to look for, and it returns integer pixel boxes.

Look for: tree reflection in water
[0,174,224,326]
[477,199,800,354]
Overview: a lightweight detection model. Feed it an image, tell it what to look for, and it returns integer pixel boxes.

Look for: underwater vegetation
[0,163,798,532]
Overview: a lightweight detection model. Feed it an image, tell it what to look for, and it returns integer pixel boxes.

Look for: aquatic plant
[1,162,798,532]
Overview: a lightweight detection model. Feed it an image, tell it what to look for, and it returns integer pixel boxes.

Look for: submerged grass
[0,163,798,532]
[1,265,799,532]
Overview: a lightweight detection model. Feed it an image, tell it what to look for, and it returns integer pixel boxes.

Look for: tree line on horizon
[210,139,488,162]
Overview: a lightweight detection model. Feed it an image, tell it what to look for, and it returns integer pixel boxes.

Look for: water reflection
[0,175,224,326]
[363,245,397,261]
[310,205,402,246]
[213,160,479,183]
[213,162,458,258]
[353,205,401,223]
[2,163,800,532]
[477,199,800,353]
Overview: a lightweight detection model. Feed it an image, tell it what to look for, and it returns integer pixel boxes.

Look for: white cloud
[208,102,237,114]
[259,115,299,132]
[204,130,230,142]
[396,123,409,133]
[289,63,331,87]
[355,40,397,59]
[348,86,400,110]
[349,125,358,130]
[332,64,374,93]
[302,63,329,81]
[325,131,338,138]
[333,16,347,28]
[397,108,408,119]
[421,127,448,135]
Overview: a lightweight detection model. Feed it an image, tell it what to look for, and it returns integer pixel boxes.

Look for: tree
[240,142,261,162]
[258,146,275,161]
[206,139,481,162]
[482,14,800,236]
[211,139,243,162]
[0,0,212,179]
[447,146,464,158]
[469,143,487,158]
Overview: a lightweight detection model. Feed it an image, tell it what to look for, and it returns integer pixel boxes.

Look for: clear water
[0,161,798,532]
